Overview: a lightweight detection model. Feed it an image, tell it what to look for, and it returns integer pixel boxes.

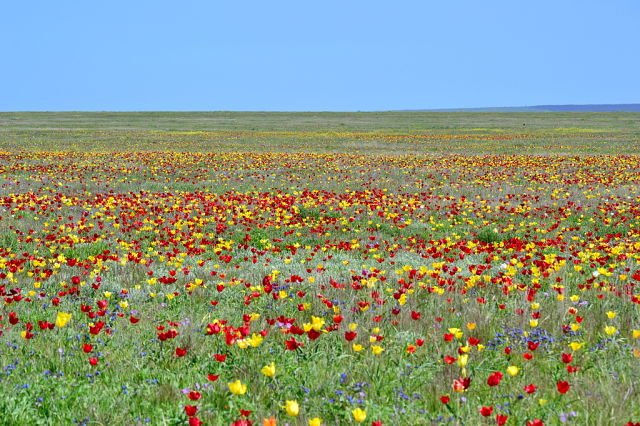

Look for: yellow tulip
[284,400,299,417]
[569,341,584,351]
[506,365,520,377]
[55,312,72,328]
[261,362,276,378]
[352,407,367,423]
[448,328,463,339]
[457,354,469,368]
[310,316,325,331]
[248,333,263,347]
[371,345,384,355]
[228,380,247,395]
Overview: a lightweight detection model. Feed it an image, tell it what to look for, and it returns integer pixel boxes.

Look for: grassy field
[1,112,639,425]
[1,111,640,154]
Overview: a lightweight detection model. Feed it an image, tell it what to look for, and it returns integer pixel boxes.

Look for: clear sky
[1,1,639,111]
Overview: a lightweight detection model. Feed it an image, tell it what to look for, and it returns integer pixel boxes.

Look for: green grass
[1,111,639,154]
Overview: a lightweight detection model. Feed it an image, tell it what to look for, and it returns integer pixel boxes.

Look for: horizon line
[1,103,640,114]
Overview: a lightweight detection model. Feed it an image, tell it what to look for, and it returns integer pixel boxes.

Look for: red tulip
[452,377,471,392]
[496,414,508,425]
[285,337,303,350]
[487,371,503,387]
[444,355,457,365]
[188,417,202,426]
[557,380,570,394]
[479,406,493,417]
[184,405,198,416]
[187,391,201,401]
[345,331,357,341]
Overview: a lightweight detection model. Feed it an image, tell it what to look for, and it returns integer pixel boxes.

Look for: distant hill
[421,104,640,112]
[527,104,640,112]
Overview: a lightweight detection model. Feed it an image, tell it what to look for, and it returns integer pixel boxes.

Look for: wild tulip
[187,391,201,401]
[344,331,357,341]
[351,407,366,423]
[496,414,508,425]
[487,371,503,387]
[457,354,469,368]
[479,406,493,417]
[453,377,471,392]
[557,380,570,394]
[444,355,457,364]
[228,380,247,395]
[261,362,276,377]
[284,400,299,416]
[506,366,520,377]
[55,312,72,328]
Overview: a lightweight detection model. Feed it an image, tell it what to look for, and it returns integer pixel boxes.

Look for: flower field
[1,113,639,425]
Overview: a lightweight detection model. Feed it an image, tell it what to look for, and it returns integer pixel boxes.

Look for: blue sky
[1,1,639,111]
